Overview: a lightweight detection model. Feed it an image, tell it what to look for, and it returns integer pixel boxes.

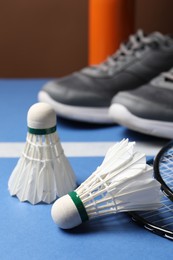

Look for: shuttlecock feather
[51,139,161,229]
[8,102,76,204]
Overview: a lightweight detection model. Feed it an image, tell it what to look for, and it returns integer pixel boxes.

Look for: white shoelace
[91,30,168,72]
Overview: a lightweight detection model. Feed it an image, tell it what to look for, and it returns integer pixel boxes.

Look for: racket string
[129,141,173,240]
[135,201,173,226]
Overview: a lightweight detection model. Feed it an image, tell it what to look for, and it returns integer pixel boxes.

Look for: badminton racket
[129,140,173,240]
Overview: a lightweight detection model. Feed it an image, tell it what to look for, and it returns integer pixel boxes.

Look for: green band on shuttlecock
[28,126,56,135]
[69,191,89,223]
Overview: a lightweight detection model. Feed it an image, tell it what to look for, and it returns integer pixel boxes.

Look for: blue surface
[0,79,172,260]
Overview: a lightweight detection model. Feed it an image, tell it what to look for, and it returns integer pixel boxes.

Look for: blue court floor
[0,79,172,260]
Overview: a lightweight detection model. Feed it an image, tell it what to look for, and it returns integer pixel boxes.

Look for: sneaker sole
[109,103,173,139]
[38,91,114,124]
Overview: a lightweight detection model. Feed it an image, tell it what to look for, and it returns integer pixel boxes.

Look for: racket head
[129,140,173,240]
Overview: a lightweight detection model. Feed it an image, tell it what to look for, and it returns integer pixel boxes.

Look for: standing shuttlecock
[51,139,161,229]
[8,102,76,204]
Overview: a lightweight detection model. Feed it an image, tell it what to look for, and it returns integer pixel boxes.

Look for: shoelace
[163,71,173,82]
[92,30,168,72]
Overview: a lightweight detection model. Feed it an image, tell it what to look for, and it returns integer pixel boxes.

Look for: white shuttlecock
[51,139,161,229]
[8,102,77,204]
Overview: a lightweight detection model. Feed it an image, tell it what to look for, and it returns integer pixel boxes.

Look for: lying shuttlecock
[51,139,161,229]
[8,102,77,204]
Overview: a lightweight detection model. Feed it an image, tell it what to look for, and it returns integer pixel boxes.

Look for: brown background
[0,0,173,78]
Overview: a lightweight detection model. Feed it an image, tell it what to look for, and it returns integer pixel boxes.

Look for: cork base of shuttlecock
[27,102,57,129]
[51,194,82,229]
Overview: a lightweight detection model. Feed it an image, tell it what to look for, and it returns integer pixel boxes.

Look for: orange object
[88,0,135,65]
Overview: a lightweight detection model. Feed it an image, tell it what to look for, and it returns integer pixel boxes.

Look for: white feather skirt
[8,132,77,204]
[76,139,162,219]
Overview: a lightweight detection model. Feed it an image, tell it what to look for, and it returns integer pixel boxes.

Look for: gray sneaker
[38,30,173,123]
[109,69,173,139]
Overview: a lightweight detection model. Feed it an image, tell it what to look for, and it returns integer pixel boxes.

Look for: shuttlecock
[51,139,161,229]
[8,102,77,204]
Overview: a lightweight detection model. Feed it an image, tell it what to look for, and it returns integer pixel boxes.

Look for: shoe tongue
[125,31,144,50]
[149,31,166,43]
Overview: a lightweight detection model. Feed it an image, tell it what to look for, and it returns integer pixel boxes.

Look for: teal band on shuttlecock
[69,191,89,223]
[28,126,56,135]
